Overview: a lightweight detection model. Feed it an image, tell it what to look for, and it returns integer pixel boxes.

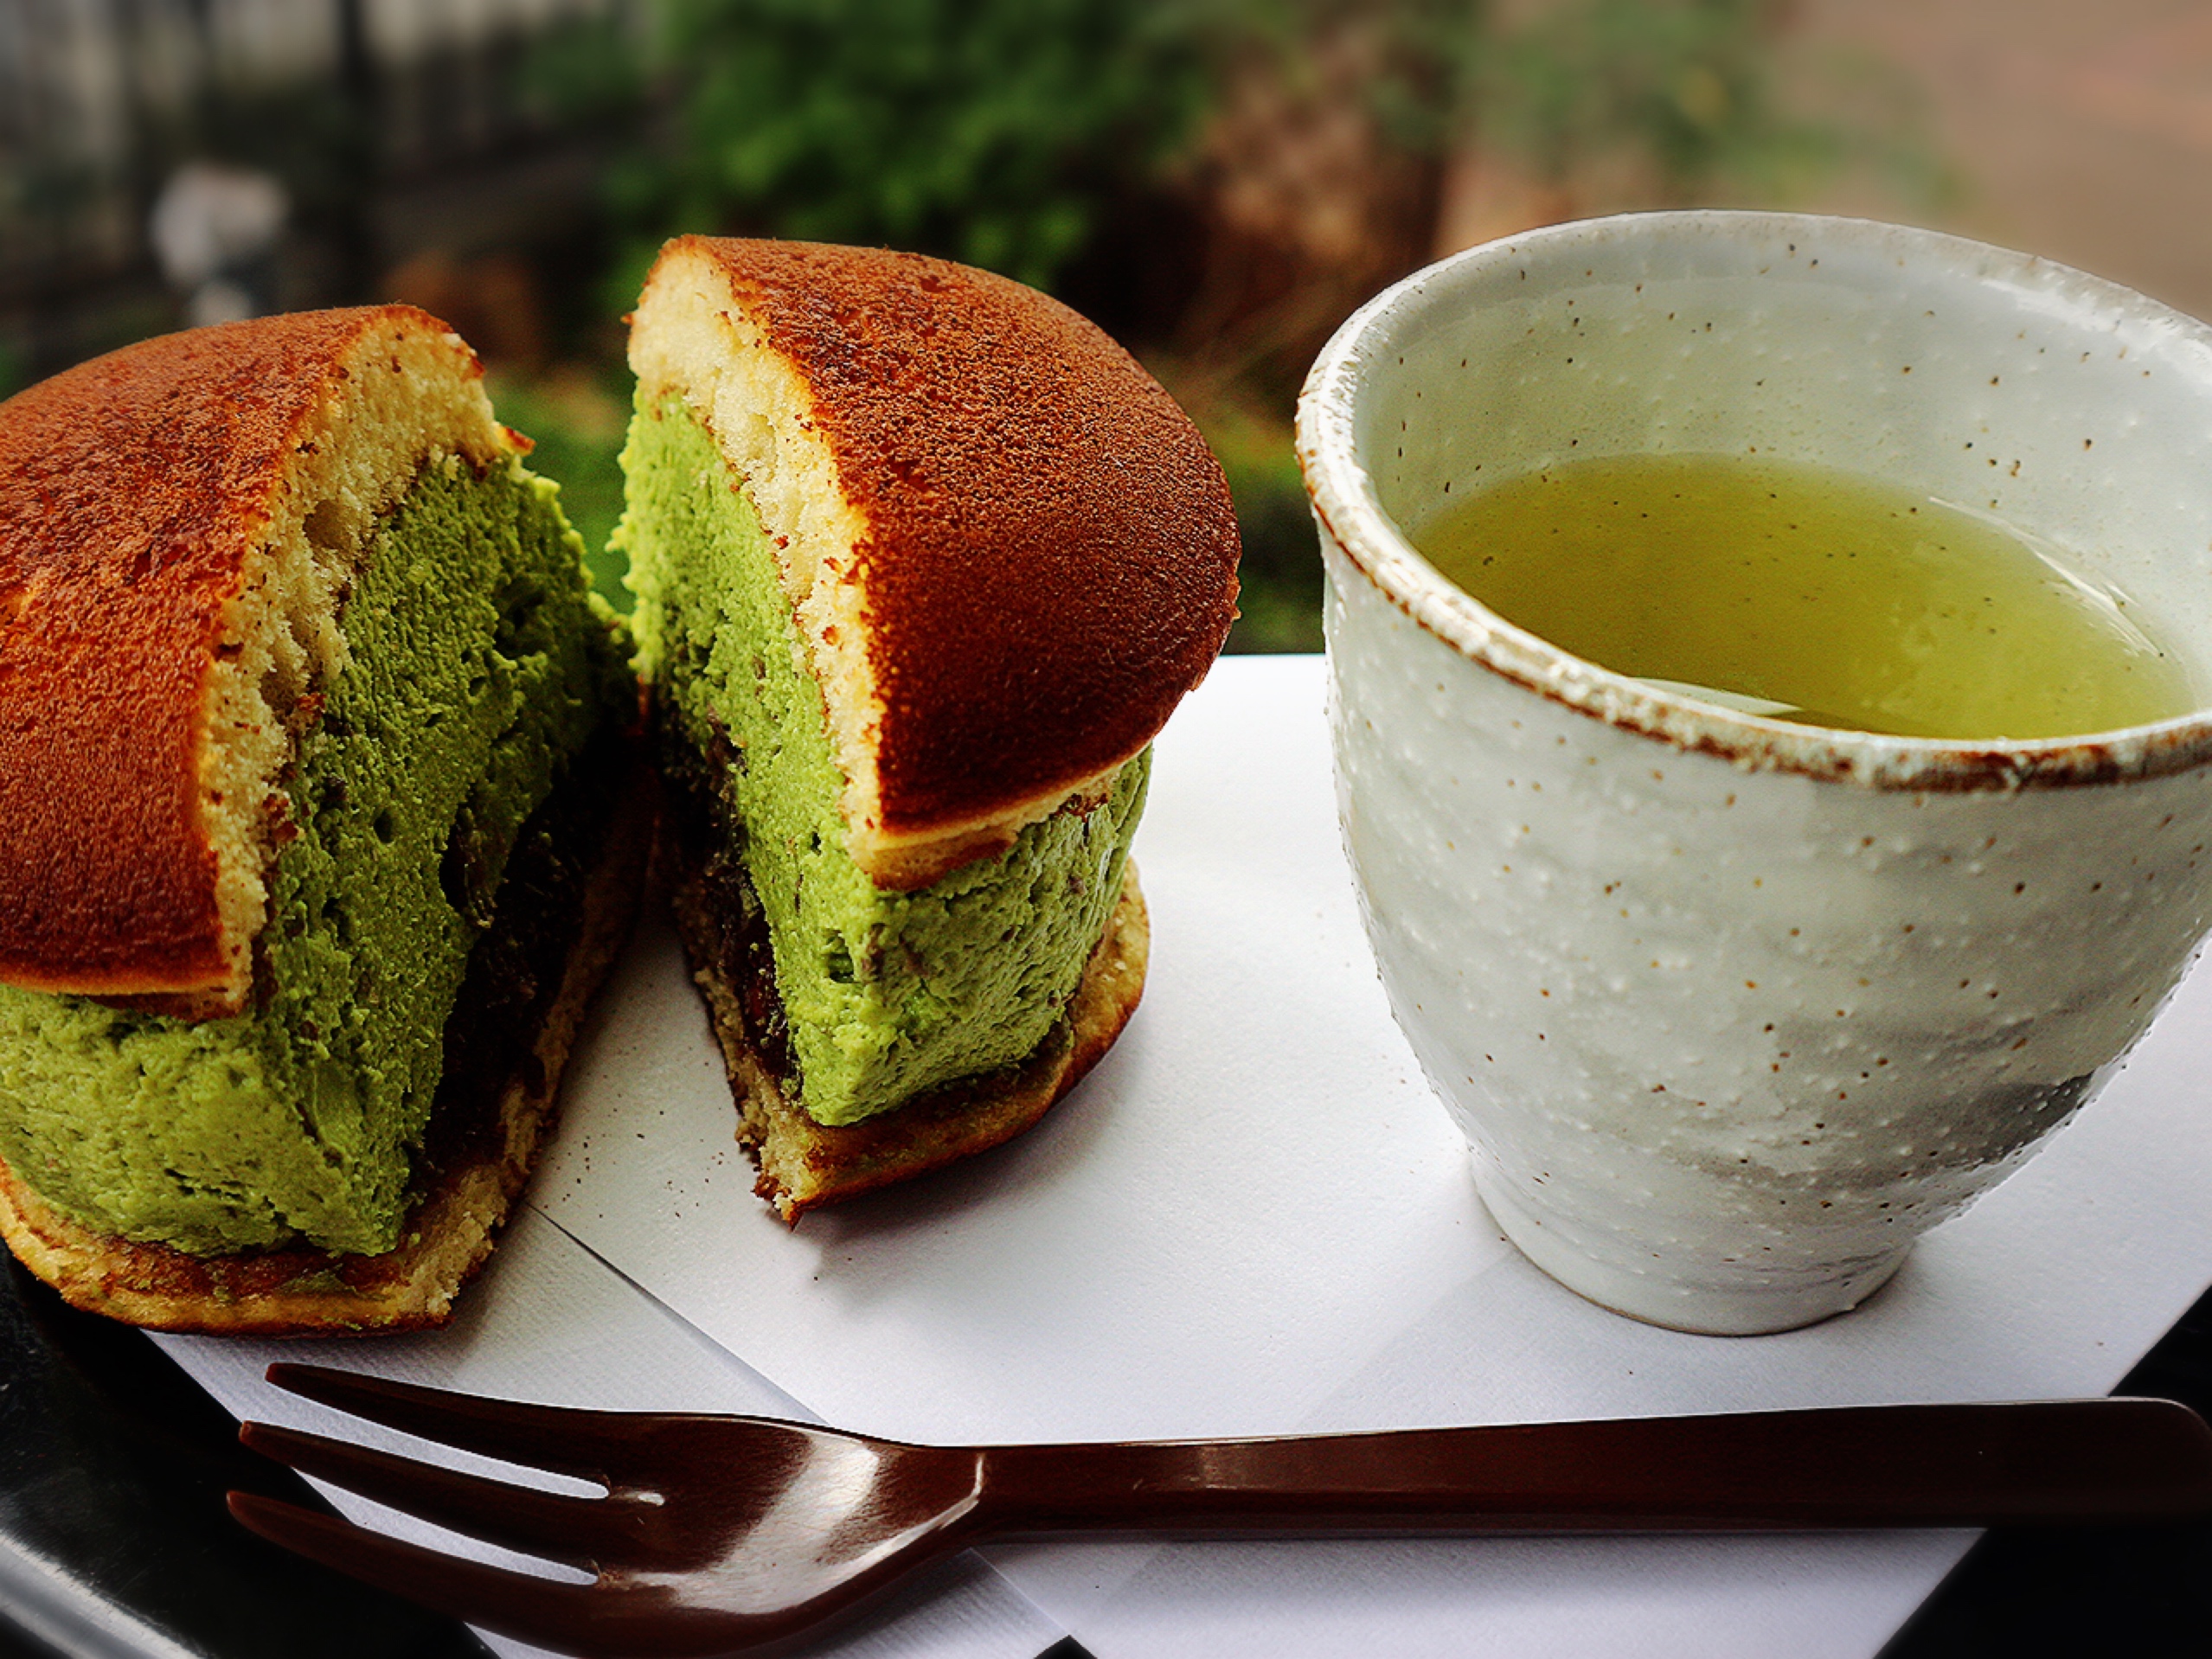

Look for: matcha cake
[622,237,1240,1219]
[0,307,646,1332]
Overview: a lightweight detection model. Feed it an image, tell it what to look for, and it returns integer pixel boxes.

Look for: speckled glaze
[1298,212,2212,1334]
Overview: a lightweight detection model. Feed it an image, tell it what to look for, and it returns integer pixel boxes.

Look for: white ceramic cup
[1298,211,2212,1335]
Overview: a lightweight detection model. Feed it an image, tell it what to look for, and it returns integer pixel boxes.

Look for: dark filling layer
[414,725,632,1198]
[657,711,793,1087]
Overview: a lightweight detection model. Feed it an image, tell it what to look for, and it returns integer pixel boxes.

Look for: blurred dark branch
[330,0,379,303]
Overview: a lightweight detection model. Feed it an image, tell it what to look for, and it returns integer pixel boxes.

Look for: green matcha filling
[0,457,630,1256]
[619,396,1145,1128]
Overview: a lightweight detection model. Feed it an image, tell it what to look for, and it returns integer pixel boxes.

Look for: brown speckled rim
[1296,210,2212,795]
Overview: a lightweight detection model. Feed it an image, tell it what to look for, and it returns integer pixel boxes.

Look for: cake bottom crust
[669,843,1149,1223]
[0,759,656,1336]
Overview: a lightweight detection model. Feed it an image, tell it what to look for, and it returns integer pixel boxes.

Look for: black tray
[0,1253,491,1658]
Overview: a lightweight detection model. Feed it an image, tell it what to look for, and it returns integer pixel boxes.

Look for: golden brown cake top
[0,306,503,1008]
[632,238,1242,883]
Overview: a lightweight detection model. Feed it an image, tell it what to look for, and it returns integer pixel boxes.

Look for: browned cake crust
[0,762,655,1335]
[0,306,501,1007]
[646,237,1241,853]
[668,838,1149,1223]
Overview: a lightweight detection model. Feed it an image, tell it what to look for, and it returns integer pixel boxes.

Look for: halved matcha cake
[621,238,1241,1219]
[0,307,645,1331]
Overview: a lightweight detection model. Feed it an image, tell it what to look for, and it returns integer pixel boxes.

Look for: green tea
[1414,453,2199,740]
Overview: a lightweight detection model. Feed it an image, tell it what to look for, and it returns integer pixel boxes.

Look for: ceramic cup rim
[1295,208,2212,794]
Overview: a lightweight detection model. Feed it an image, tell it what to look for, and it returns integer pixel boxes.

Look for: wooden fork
[231,1364,2212,1658]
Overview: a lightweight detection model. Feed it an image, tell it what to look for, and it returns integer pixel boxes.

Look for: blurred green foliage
[1227,0,1480,151]
[1199,398,1324,652]
[579,0,1875,284]
[598,0,1220,301]
[1475,0,1950,208]
[490,370,635,611]
[1480,0,1818,193]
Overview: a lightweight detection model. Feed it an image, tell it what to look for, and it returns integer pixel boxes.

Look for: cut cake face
[621,237,1241,1213]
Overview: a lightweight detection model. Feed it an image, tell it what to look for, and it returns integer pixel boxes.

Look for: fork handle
[977,1398,2212,1534]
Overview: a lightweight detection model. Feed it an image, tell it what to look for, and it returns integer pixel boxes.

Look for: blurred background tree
[0,0,1956,648]
[595,0,1215,298]
[1485,0,1823,199]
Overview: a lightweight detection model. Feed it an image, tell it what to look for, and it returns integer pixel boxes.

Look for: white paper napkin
[160,654,2212,1658]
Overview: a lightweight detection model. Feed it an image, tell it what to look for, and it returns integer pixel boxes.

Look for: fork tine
[240,1421,670,1570]
[226,1491,637,1658]
[266,1362,660,1483]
